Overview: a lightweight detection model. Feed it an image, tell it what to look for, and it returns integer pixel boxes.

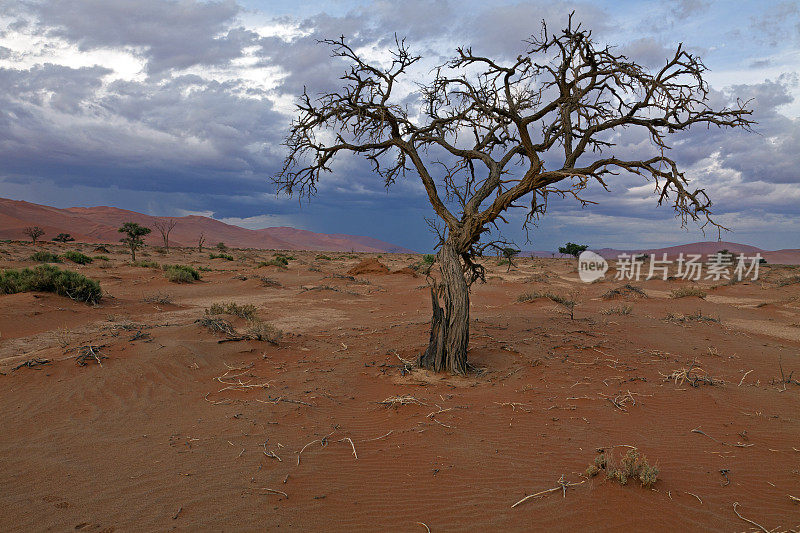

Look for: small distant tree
[118,222,151,261]
[216,242,227,252]
[559,243,589,259]
[153,219,178,253]
[52,233,75,243]
[501,247,521,272]
[198,232,206,252]
[24,226,45,245]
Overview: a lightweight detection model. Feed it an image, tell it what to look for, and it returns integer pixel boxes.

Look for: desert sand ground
[1,241,799,532]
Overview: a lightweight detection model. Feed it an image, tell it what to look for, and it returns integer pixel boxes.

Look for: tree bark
[419,243,469,374]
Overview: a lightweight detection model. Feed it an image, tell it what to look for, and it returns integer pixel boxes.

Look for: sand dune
[0,198,413,253]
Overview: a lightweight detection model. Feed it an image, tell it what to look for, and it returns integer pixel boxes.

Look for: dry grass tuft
[670,286,706,299]
[245,319,282,344]
[206,301,257,320]
[602,284,647,300]
[601,304,632,316]
[587,448,659,488]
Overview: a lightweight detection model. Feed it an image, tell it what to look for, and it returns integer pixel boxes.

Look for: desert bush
[196,315,237,336]
[93,255,110,261]
[206,301,257,320]
[258,258,288,268]
[209,252,234,261]
[586,449,658,488]
[142,291,173,305]
[30,251,62,263]
[216,242,228,251]
[422,254,435,264]
[670,286,706,299]
[517,291,573,306]
[245,319,282,344]
[315,254,332,260]
[777,275,800,287]
[664,311,719,324]
[132,260,160,269]
[63,250,93,264]
[259,276,281,288]
[601,304,632,315]
[0,264,101,303]
[163,264,200,283]
[518,290,575,318]
[602,284,647,299]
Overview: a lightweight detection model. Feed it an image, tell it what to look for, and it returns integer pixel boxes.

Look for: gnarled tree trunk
[419,243,469,374]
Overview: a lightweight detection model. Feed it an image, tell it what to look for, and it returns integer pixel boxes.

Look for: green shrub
[257,259,288,269]
[422,254,435,264]
[163,264,200,283]
[93,255,110,261]
[0,264,101,303]
[63,250,93,265]
[209,252,234,261]
[30,251,62,263]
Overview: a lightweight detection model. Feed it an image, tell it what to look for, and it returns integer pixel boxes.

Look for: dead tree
[23,226,45,245]
[275,17,752,374]
[153,219,177,252]
[198,232,206,252]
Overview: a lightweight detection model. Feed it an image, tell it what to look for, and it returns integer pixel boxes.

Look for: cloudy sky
[0,0,798,252]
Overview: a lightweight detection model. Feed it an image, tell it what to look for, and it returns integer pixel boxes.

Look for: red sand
[1,241,799,531]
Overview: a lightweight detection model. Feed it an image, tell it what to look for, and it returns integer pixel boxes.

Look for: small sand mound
[347,258,390,276]
[391,266,419,277]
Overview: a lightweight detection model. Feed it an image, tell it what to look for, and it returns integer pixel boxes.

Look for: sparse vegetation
[259,276,281,288]
[602,284,647,299]
[244,319,282,344]
[559,242,588,258]
[30,251,62,263]
[670,286,707,299]
[24,226,45,245]
[258,258,288,268]
[63,250,93,265]
[665,310,720,324]
[206,302,258,320]
[517,290,576,319]
[142,291,173,305]
[93,255,110,261]
[52,233,75,242]
[209,252,234,261]
[163,264,200,283]
[315,254,332,260]
[601,304,632,315]
[216,242,227,252]
[586,449,658,488]
[118,222,151,261]
[0,264,102,303]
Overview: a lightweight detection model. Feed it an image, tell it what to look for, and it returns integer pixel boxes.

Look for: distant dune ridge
[524,241,800,265]
[0,198,414,253]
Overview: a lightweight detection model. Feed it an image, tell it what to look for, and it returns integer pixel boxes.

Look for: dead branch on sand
[75,345,107,366]
[511,475,585,508]
[339,437,358,459]
[732,502,769,533]
[12,358,50,371]
[661,361,722,387]
[379,395,426,408]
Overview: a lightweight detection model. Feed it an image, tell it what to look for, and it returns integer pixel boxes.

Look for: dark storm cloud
[1,0,798,251]
[32,0,255,73]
